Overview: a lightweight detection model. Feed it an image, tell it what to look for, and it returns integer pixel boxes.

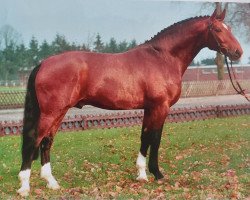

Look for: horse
[17,9,242,196]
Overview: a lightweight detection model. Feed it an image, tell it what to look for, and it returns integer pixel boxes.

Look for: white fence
[181,80,250,97]
[0,80,24,87]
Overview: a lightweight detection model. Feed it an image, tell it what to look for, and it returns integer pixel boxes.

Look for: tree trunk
[215,52,224,80]
[215,2,225,80]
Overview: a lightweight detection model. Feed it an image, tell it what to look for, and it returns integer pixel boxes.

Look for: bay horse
[18,9,242,196]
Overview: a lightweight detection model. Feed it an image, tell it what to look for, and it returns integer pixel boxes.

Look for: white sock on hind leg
[41,162,60,190]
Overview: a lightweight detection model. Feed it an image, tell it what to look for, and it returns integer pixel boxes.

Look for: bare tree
[227,3,250,42]
[0,24,21,49]
[213,3,225,80]
[85,32,95,51]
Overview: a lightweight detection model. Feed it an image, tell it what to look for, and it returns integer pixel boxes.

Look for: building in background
[182,65,250,82]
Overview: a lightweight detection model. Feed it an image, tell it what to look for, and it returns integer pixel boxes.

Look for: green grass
[0,86,25,92]
[0,116,249,199]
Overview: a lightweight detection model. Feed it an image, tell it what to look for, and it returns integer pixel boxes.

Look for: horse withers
[17,9,242,196]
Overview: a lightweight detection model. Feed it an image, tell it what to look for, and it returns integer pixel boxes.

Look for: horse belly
[86,80,144,110]
[89,91,144,110]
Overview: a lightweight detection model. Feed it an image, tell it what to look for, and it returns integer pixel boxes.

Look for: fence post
[216,105,222,118]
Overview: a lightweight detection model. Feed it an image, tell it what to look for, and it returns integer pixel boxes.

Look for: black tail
[21,64,41,162]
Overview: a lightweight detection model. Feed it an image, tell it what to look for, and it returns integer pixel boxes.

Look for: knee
[40,137,53,150]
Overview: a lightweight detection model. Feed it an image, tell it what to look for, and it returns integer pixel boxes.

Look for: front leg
[137,103,169,181]
[148,127,164,180]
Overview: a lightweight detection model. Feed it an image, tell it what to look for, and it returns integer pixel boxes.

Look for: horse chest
[145,76,181,107]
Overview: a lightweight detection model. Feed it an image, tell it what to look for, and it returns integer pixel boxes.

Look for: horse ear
[210,8,226,21]
[210,9,217,21]
[218,8,226,21]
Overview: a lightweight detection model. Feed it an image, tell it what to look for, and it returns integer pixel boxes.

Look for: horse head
[207,9,243,61]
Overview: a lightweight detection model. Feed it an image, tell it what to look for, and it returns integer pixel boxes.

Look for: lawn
[0,86,26,92]
[0,115,249,199]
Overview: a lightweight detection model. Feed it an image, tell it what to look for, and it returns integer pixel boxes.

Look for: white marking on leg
[136,152,148,181]
[41,162,60,190]
[17,169,31,197]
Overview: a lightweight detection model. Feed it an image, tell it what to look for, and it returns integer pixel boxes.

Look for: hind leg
[18,134,39,196]
[18,112,64,196]
[17,119,41,197]
[40,137,60,190]
[39,113,66,190]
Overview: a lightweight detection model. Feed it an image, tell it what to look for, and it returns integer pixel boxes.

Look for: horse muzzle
[228,49,243,61]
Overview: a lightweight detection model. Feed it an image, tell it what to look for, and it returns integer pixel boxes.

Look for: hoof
[157,176,167,184]
[152,171,164,181]
[17,187,30,197]
[47,182,60,190]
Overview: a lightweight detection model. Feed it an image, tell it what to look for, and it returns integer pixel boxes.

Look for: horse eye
[215,28,222,32]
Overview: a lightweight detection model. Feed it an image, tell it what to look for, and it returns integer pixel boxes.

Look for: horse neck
[147,18,209,75]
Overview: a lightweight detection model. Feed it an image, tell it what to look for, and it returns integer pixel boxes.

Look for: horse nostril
[235,49,241,57]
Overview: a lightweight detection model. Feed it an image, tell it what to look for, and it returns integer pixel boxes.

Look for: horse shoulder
[124,48,183,107]
[143,65,182,108]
